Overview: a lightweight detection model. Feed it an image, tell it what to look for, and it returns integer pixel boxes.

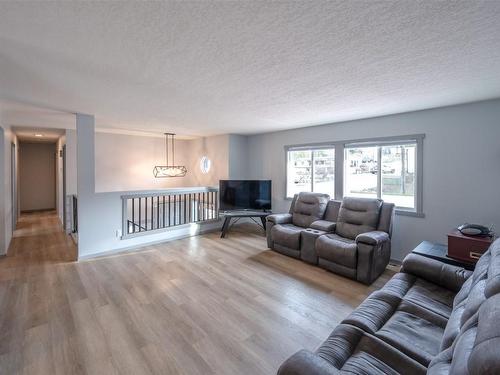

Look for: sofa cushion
[376,202,395,234]
[335,197,382,240]
[316,233,357,268]
[401,253,473,293]
[436,247,492,353]
[431,239,500,373]
[316,324,426,375]
[343,290,447,367]
[467,293,500,374]
[377,301,447,366]
[271,224,304,250]
[323,200,341,222]
[291,192,329,228]
[381,272,455,319]
[309,220,336,232]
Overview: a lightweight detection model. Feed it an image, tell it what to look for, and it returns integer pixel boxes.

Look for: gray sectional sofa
[277,238,500,374]
[266,192,395,284]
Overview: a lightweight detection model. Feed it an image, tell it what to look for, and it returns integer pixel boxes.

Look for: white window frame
[285,145,336,199]
[284,134,424,217]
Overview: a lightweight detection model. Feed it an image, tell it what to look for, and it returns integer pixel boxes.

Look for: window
[344,146,378,199]
[286,147,335,198]
[200,156,211,174]
[285,135,424,216]
[381,144,416,209]
[344,140,419,211]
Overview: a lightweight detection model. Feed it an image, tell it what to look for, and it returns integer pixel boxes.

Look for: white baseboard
[77,225,220,261]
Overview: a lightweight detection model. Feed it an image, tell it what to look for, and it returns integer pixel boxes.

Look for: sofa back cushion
[377,202,395,236]
[430,238,500,374]
[291,192,329,228]
[335,197,382,240]
[324,200,341,222]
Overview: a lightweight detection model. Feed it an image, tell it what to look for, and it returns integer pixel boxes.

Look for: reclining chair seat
[271,224,305,251]
[316,197,392,284]
[267,192,330,259]
[316,234,358,269]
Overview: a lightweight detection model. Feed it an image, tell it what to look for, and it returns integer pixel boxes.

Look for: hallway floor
[0,212,393,375]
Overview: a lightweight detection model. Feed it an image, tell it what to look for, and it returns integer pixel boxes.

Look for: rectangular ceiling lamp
[154,133,187,178]
[153,165,188,178]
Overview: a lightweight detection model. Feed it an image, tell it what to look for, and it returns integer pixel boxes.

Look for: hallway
[0,211,77,374]
[7,210,76,262]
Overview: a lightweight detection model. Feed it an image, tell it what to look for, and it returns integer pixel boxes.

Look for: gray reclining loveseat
[266,192,395,284]
[277,238,500,374]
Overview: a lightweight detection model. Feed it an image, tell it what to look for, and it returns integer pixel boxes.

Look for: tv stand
[220,211,270,238]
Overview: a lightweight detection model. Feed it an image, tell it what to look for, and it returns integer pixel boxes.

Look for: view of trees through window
[344,146,378,199]
[286,140,418,211]
[287,148,335,198]
[344,144,416,208]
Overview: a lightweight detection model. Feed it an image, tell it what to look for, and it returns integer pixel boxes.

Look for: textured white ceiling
[0,1,499,137]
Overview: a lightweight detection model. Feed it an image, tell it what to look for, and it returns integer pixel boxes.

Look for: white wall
[95,133,191,192]
[19,142,57,211]
[185,135,230,187]
[94,132,232,192]
[56,135,65,224]
[246,99,500,261]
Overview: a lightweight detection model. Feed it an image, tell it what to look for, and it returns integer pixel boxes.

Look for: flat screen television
[219,180,272,211]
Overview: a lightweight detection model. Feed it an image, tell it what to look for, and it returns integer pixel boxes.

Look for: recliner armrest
[277,350,340,375]
[401,253,473,292]
[267,213,292,225]
[310,220,336,232]
[355,231,389,245]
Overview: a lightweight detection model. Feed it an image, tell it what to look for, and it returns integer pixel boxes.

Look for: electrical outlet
[116,229,122,238]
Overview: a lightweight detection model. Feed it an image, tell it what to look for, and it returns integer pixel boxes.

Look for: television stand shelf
[220,211,271,238]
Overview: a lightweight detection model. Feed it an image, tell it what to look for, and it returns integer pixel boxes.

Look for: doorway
[19,142,57,212]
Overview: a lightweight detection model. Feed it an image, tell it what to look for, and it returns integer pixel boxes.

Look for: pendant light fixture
[153,133,187,178]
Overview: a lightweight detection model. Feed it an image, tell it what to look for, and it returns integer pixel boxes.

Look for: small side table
[412,241,475,271]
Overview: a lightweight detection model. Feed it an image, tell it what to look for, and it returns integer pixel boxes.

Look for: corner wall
[0,123,17,255]
[76,116,224,259]
[228,134,249,180]
[246,99,500,261]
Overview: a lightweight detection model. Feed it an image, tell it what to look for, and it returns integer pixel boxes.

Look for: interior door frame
[10,142,17,232]
[62,145,67,231]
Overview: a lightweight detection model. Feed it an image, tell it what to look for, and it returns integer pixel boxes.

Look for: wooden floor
[0,211,394,375]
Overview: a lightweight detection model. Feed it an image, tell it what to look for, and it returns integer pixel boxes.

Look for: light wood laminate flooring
[0,211,394,375]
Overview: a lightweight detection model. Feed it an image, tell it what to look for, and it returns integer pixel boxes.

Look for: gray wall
[19,142,56,211]
[65,129,77,196]
[228,134,249,179]
[246,99,500,261]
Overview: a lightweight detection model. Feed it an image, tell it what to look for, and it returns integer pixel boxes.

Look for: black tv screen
[219,180,272,211]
